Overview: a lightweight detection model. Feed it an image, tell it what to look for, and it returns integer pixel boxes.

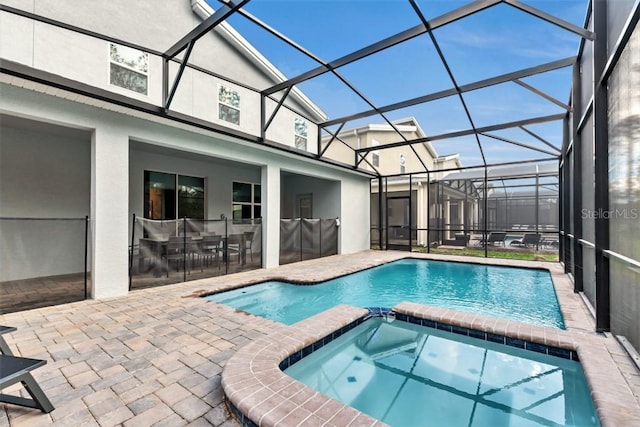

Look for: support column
[593,0,610,331]
[409,175,413,249]
[444,196,451,240]
[261,164,280,268]
[473,200,479,232]
[91,125,129,299]
[426,175,430,252]
[417,181,424,246]
[378,179,383,250]
[572,60,583,291]
[560,116,570,271]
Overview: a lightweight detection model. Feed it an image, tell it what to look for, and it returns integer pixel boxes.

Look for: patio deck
[0,259,263,315]
[0,251,638,426]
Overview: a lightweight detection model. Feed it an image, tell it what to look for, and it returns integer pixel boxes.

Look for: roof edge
[324,116,440,158]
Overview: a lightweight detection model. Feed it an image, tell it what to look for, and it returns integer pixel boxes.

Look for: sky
[205,0,590,169]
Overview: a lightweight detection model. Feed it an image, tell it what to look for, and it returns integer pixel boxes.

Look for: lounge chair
[0,326,54,413]
[443,233,470,247]
[510,233,541,248]
[454,233,470,246]
[478,232,507,247]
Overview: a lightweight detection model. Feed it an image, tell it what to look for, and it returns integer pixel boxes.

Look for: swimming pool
[284,317,598,427]
[206,258,564,328]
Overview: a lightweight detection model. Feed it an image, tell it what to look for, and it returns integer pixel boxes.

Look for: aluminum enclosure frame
[3,0,636,342]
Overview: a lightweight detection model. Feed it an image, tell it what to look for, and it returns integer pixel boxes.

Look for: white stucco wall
[265,98,320,154]
[0,3,322,149]
[340,178,371,254]
[262,164,280,268]
[2,0,271,90]
[91,124,130,298]
[1,82,371,296]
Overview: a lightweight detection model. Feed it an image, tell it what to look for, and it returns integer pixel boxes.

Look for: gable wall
[0,0,320,148]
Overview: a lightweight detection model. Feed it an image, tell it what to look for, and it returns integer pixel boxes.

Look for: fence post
[484,167,488,258]
[129,214,136,292]
[225,218,229,275]
[319,220,323,258]
[85,215,90,299]
[427,173,430,254]
[182,218,187,283]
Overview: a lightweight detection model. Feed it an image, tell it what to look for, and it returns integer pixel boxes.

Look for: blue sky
[207,0,589,168]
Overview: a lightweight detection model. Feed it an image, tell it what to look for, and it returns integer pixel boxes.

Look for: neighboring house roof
[442,162,558,181]
[434,153,463,169]
[191,0,326,122]
[489,188,559,198]
[326,117,439,159]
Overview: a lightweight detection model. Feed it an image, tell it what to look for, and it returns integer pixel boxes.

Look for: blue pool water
[285,318,599,427]
[206,259,564,328]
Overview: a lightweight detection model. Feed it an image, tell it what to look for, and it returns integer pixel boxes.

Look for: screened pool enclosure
[1,0,639,355]
[371,162,560,257]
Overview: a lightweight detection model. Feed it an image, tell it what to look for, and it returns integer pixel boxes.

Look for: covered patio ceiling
[168,0,592,176]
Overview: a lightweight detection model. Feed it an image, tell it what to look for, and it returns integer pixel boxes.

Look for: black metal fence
[0,217,90,314]
[129,216,262,290]
[279,218,339,265]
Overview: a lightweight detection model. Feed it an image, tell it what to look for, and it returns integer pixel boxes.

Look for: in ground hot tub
[283,316,598,427]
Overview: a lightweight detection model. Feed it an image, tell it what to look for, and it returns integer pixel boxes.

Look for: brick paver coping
[223,302,640,427]
[222,305,380,427]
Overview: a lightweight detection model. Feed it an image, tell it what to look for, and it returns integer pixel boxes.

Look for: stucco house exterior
[0,0,372,299]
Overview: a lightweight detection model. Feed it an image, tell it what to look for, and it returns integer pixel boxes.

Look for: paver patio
[1,251,639,426]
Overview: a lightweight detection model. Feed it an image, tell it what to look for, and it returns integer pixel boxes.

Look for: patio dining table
[138,234,246,277]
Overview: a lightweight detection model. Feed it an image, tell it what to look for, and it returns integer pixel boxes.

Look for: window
[177,175,205,219]
[218,84,240,125]
[297,193,313,218]
[144,171,205,220]
[233,182,261,222]
[109,43,148,95]
[372,140,380,167]
[400,154,406,174]
[294,117,308,151]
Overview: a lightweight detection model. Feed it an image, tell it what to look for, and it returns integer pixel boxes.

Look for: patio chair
[200,234,223,269]
[225,234,243,265]
[164,236,198,276]
[510,233,541,248]
[244,231,255,261]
